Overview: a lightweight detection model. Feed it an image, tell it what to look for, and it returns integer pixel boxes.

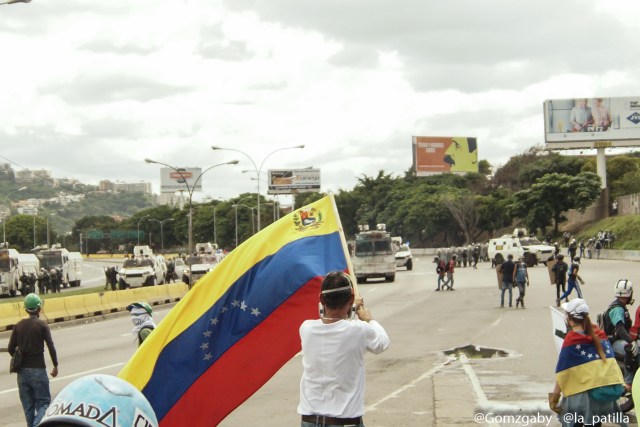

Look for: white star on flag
[200,343,209,350]
[203,353,213,361]
[231,300,240,307]
[203,330,212,338]
[240,301,248,311]
[210,317,219,325]
[251,307,261,316]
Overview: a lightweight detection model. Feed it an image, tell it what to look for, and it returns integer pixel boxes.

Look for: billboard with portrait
[412,136,478,176]
[267,169,321,194]
[544,97,640,149]
[159,167,203,193]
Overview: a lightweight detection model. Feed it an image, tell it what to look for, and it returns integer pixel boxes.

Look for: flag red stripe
[159,278,322,427]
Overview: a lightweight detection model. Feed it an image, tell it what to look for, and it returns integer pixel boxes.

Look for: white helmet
[615,279,633,298]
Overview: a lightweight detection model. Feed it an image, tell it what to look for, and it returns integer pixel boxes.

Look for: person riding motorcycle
[603,279,638,385]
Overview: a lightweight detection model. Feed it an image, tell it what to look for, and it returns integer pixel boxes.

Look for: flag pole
[327,192,359,296]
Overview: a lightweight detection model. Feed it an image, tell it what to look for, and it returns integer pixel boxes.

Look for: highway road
[1,255,639,426]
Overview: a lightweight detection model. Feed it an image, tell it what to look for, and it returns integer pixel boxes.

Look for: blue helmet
[38,374,157,427]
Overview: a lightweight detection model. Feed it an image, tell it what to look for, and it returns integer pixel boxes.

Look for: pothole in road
[443,344,512,359]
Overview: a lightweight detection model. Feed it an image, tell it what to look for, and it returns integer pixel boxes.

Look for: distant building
[99,180,152,194]
[0,163,14,182]
[15,169,53,187]
[17,206,38,215]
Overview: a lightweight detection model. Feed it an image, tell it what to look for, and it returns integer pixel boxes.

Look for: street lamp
[145,158,239,256]
[0,0,32,4]
[232,203,256,247]
[2,186,27,245]
[211,144,305,231]
[148,218,174,253]
[213,203,225,247]
[137,215,149,245]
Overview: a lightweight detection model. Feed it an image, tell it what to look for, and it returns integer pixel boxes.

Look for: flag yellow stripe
[556,358,624,396]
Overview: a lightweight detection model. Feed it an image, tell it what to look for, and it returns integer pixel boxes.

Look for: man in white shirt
[298,271,390,427]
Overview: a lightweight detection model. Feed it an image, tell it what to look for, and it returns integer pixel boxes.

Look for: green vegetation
[576,215,640,250]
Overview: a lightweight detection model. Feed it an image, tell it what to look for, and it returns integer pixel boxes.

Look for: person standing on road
[442,254,457,291]
[298,271,389,427]
[8,293,59,427]
[559,257,584,302]
[434,256,446,291]
[499,254,515,308]
[514,257,529,308]
[553,254,569,307]
[548,298,626,427]
[127,302,156,346]
[472,244,480,269]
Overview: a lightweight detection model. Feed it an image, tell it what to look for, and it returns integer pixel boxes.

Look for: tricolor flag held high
[119,194,351,426]
[555,329,624,396]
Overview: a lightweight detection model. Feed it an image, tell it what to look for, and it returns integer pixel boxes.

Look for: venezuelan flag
[555,329,624,396]
[119,195,350,426]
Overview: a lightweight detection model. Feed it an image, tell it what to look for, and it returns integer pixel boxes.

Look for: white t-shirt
[297,318,390,418]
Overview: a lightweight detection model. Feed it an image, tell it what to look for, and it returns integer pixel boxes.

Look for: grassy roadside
[0,286,111,305]
[574,214,640,250]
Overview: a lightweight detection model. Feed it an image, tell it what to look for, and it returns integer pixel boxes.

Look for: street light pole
[232,203,256,246]
[148,218,174,253]
[145,159,238,256]
[211,145,304,231]
[137,215,149,245]
[2,186,27,245]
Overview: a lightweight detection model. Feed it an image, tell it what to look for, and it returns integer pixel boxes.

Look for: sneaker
[556,298,560,307]
[449,288,455,291]
[435,288,441,291]
[516,299,520,308]
[521,301,525,309]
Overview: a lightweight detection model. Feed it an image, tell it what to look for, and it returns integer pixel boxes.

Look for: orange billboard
[412,136,478,176]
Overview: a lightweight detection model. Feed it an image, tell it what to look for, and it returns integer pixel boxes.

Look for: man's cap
[562,298,589,319]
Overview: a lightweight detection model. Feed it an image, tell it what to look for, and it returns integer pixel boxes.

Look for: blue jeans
[17,368,51,427]
[437,274,445,290]
[501,281,512,306]
[559,280,582,301]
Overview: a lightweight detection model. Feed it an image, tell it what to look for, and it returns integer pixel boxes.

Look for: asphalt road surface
[1,255,638,426]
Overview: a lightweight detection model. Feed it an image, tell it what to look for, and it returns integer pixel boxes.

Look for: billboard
[544,97,640,149]
[159,167,203,194]
[267,169,321,194]
[412,136,478,176]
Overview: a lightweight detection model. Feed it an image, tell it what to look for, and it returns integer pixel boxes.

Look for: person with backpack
[127,302,156,346]
[602,279,638,386]
[514,257,529,308]
[549,298,626,426]
[442,254,456,291]
[552,254,569,307]
[434,256,446,291]
[559,257,585,302]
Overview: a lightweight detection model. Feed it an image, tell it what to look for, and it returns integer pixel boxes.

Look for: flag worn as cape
[119,195,350,426]
[555,328,624,396]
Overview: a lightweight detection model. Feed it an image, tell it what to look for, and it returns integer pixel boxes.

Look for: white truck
[351,224,396,283]
[0,248,20,296]
[487,229,555,267]
[36,245,83,287]
[119,245,167,288]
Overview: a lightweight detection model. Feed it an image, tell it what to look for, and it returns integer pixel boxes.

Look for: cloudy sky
[2,0,640,202]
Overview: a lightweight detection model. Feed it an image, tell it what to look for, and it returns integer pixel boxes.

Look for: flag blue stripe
[556,340,615,373]
[142,232,346,420]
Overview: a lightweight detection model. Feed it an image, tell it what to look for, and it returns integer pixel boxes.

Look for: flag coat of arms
[119,195,351,426]
[555,329,624,396]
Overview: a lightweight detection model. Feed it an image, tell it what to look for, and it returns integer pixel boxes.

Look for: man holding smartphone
[297,271,390,427]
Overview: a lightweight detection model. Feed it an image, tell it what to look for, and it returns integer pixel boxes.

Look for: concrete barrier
[64,295,90,319]
[167,283,188,302]
[147,285,170,306]
[42,298,70,323]
[83,293,107,316]
[0,302,25,331]
[100,291,122,313]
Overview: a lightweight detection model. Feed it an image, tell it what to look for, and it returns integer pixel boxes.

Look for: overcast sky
[2,0,640,202]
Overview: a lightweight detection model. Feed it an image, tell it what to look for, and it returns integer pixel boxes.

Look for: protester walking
[127,302,156,346]
[442,254,457,291]
[553,255,569,307]
[298,271,389,427]
[434,256,446,291]
[8,293,59,427]
[499,254,515,308]
[514,257,529,308]
[559,257,584,302]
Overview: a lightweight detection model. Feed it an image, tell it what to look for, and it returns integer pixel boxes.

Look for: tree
[442,193,478,244]
[510,172,601,234]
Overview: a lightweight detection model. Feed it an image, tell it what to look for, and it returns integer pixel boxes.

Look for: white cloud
[1,0,640,202]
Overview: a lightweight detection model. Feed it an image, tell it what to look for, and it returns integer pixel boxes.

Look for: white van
[0,248,21,296]
[67,252,83,287]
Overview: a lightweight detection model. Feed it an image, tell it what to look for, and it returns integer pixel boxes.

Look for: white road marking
[0,362,124,395]
[365,356,456,412]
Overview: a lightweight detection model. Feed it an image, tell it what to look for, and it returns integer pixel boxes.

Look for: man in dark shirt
[499,254,516,308]
[8,293,58,427]
[552,254,569,307]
